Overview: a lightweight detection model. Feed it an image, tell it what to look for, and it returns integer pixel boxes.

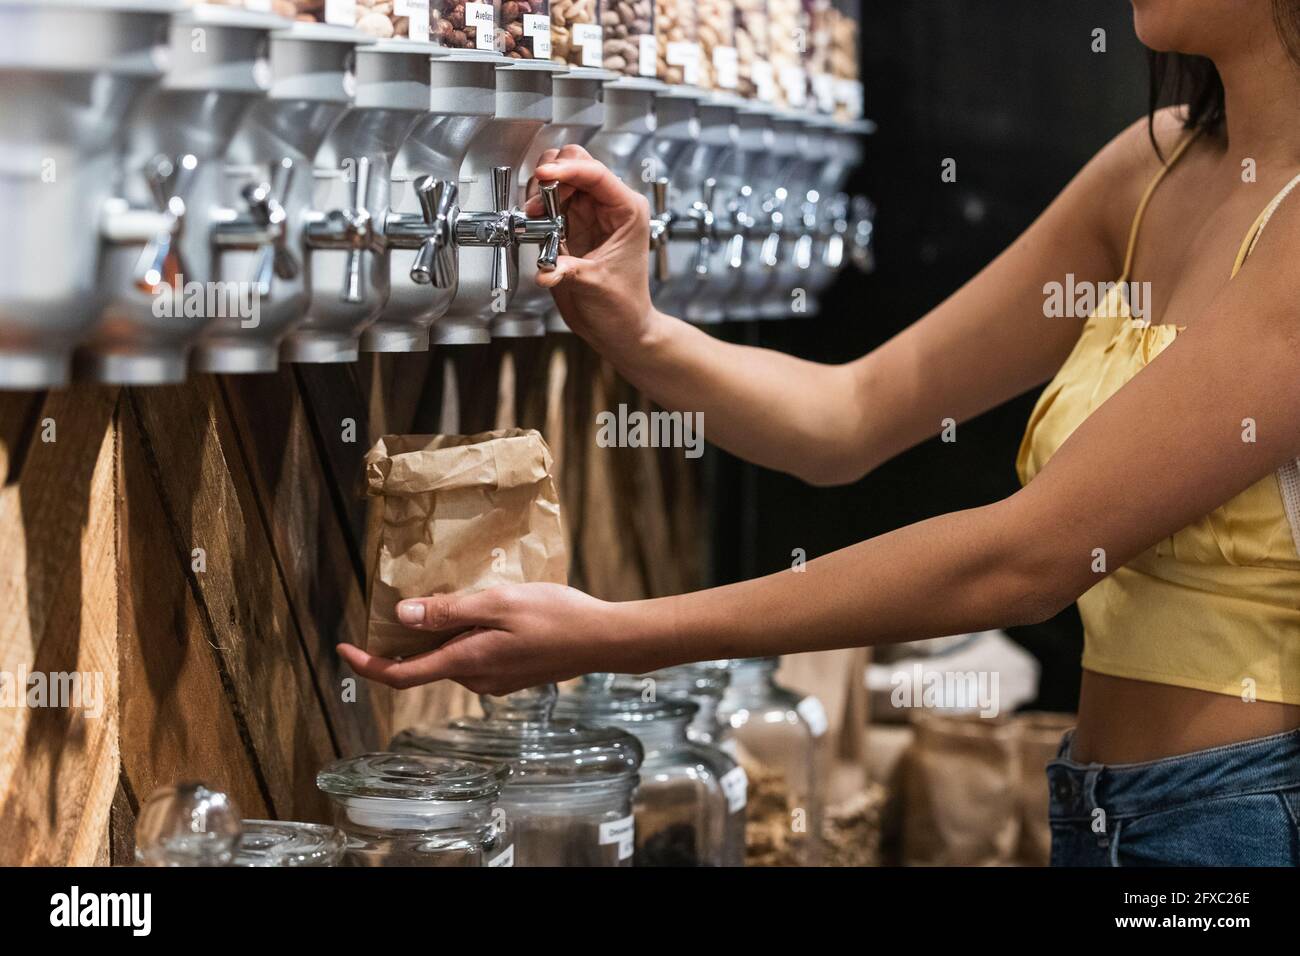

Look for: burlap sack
[1014,711,1075,866]
[363,428,566,659]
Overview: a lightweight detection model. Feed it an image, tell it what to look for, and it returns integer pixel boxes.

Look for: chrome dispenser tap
[648,177,673,283]
[304,154,383,305]
[759,187,789,269]
[799,117,875,316]
[211,157,299,297]
[387,175,459,289]
[672,177,718,277]
[725,185,757,271]
[793,189,821,271]
[0,0,175,390]
[516,180,567,274]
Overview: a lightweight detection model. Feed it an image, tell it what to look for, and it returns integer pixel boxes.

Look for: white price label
[487,844,515,867]
[667,40,701,86]
[638,33,658,77]
[574,23,603,68]
[797,696,828,738]
[325,0,356,27]
[395,0,410,12]
[405,0,430,41]
[467,2,497,51]
[813,71,835,112]
[598,815,635,861]
[720,765,748,814]
[753,59,775,102]
[780,64,807,106]
[246,0,272,11]
[524,14,551,60]
[713,45,739,90]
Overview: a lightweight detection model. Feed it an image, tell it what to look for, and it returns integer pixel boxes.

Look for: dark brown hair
[1147,1,1300,155]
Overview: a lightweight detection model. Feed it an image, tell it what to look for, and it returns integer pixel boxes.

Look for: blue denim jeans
[1047,728,1300,866]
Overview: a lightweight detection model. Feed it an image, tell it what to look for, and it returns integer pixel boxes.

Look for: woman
[341,0,1300,865]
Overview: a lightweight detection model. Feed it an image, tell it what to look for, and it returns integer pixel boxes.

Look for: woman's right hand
[526,145,665,356]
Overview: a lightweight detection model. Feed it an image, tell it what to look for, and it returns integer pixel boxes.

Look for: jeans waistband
[1046,727,1300,821]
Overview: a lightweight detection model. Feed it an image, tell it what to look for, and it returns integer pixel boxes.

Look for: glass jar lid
[553,673,699,726]
[232,820,347,867]
[316,752,510,803]
[640,662,730,701]
[391,685,643,785]
[135,782,242,867]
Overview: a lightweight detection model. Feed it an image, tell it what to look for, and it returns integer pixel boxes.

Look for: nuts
[654,0,699,85]
[734,0,770,99]
[601,0,652,77]
[768,0,806,106]
[697,0,736,91]
[550,0,599,67]
[499,0,550,59]
[433,1,498,50]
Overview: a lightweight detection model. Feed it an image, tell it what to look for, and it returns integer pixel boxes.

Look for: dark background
[710,0,1151,712]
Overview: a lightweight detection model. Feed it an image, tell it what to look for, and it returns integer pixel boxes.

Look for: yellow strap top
[1016,130,1300,705]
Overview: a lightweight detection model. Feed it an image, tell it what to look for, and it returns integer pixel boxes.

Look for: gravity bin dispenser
[193,21,373,373]
[726,100,780,322]
[497,65,616,339]
[85,3,286,385]
[0,0,177,391]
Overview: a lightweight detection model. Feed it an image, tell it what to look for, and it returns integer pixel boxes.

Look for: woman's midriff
[1072,670,1300,764]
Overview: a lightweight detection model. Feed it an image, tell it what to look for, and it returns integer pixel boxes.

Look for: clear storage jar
[269,1,355,25]
[804,0,834,113]
[232,821,348,866]
[639,662,732,747]
[830,0,860,118]
[550,0,602,66]
[427,0,500,50]
[555,674,747,866]
[767,0,804,106]
[698,0,737,91]
[654,0,701,85]
[601,0,654,76]
[335,0,435,40]
[391,685,644,867]
[734,0,772,100]
[499,0,551,58]
[135,783,244,867]
[717,657,825,865]
[317,753,513,867]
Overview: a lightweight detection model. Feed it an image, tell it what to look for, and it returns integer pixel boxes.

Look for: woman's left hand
[336,584,660,695]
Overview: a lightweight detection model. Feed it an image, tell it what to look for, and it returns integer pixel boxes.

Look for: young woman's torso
[1043,128,1300,763]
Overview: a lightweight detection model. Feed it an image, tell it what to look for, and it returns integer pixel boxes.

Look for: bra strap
[1119,129,1203,283]
[1230,172,1300,277]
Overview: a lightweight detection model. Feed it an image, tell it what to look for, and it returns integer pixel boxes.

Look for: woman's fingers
[534,157,638,209]
[395,590,506,631]
[533,253,588,288]
[336,643,454,689]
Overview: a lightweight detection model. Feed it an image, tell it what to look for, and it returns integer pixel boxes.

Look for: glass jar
[716,657,825,865]
[601,0,654,77]
[551,0,602,66]
[270,1,357,26]
[830,0,860,119]
[555,674,747,866]
[639,662,732,747]
[337,0,434,40]
[698,0,737,92]
[426,0,499,50]
[734,0,772,100]
[804,0,834,113]
[654,0,700,85]
[767,0,804,107]
[391,685,643,867]
[317,753,513,866]
[232,821,348,867]
[135,783,243,867]
[500,0,551,58]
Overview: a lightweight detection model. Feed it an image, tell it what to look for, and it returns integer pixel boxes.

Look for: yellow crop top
[1016,132,1300,705]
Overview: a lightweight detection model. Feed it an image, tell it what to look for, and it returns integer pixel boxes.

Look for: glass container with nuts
[734,0,772,101]
[341,0,435,41]
[499,0,552,59]
[830,0,860,119]
[266,1,357,26]
[698,0,738,92]
[655,0,701,86]
[767,0,805,106]
[427,0,500,51]
[601,0,655,78]
[550,0,602,67]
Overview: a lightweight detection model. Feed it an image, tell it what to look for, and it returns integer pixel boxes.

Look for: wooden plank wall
[0,339,704,865]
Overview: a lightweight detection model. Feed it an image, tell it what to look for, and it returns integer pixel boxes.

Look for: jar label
[797,696,828,738]
[813,71,835,113]
[325,0,356,27]
[753,59,775,102]
[638,34,658,78]
[468,3,497,51]
[599,815,635,860]
[246,0,272,11]
[713,45,739,90]
[780,63,807,107]
[667,41,701,86]
[405,0,431,42]
[487,844,515,867]
[721,765,748,813]
[574,23,604,68]
[524,14,552,60]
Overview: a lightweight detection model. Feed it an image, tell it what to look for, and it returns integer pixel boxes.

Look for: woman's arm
[531,119,1161,484]
[339,186,1300,693]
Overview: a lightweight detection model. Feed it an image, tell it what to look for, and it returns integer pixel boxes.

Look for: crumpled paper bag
[363,428,566,659]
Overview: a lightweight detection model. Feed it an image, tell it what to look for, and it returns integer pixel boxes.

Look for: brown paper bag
[363,428,567,659]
